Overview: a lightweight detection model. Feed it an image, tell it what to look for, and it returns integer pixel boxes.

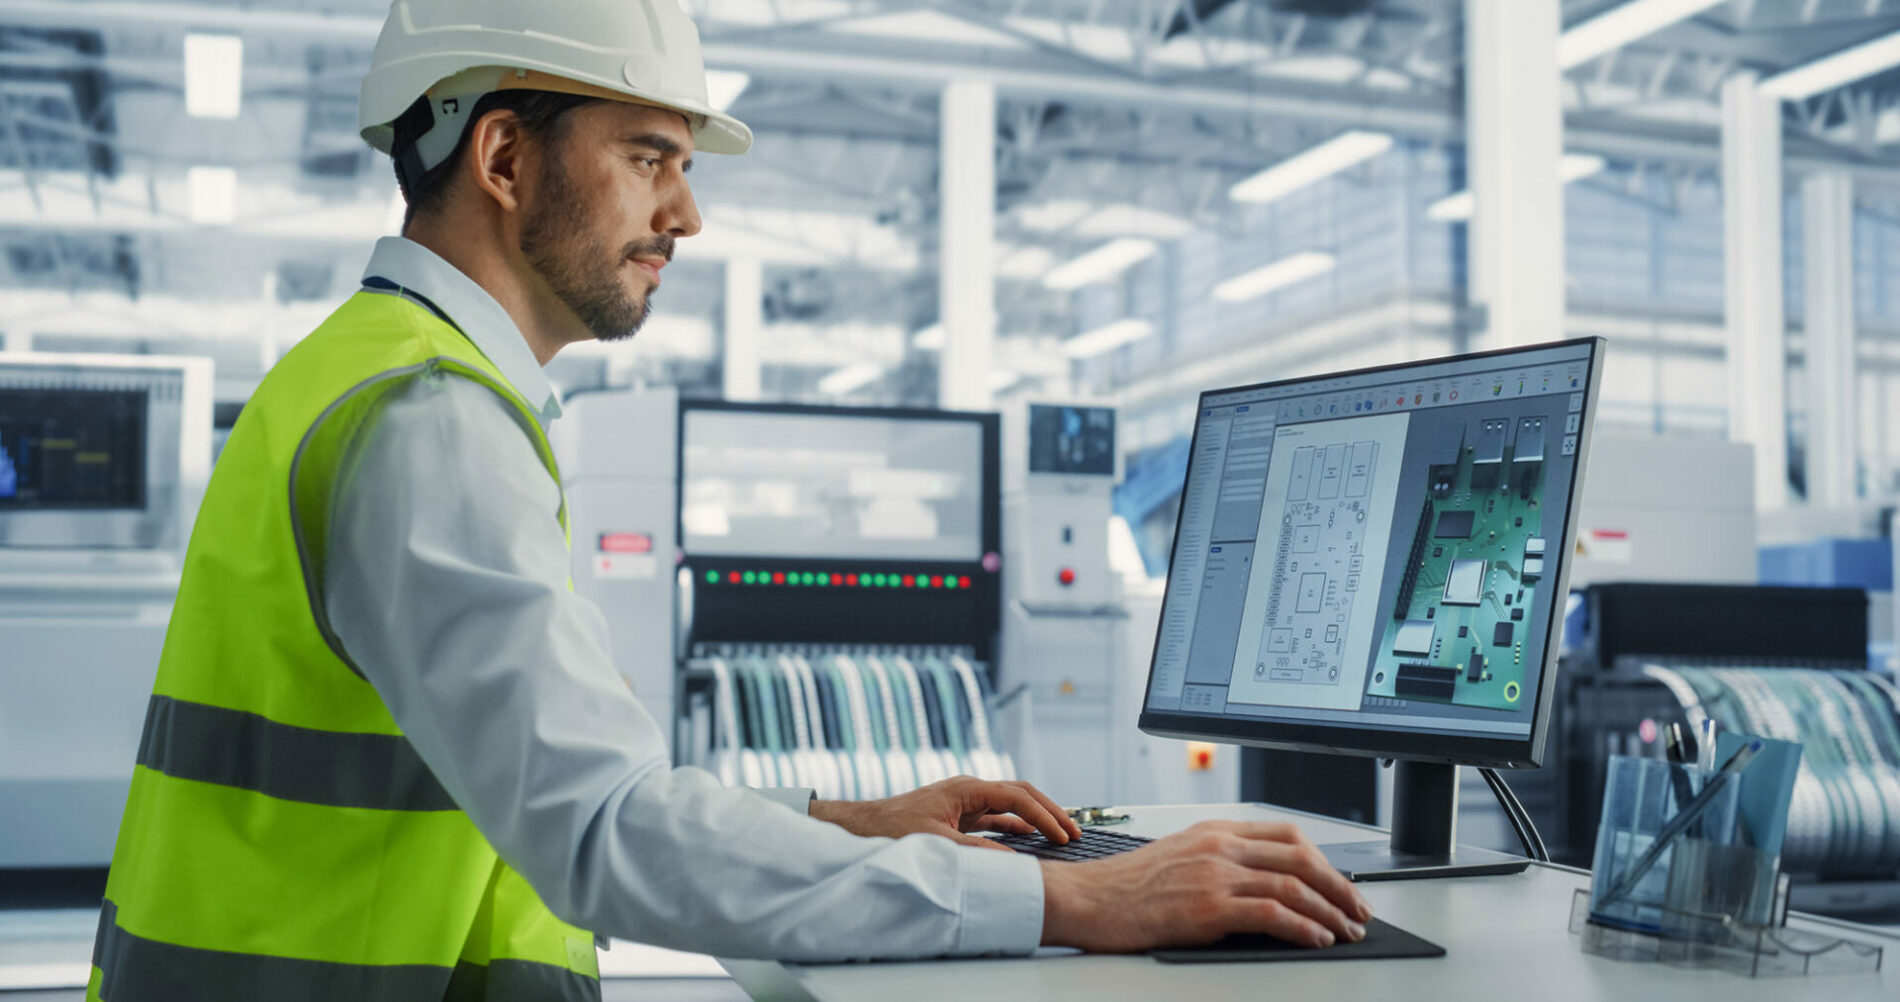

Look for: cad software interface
[1143,343,1594,740]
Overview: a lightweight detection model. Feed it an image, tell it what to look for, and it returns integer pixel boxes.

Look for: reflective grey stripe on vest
[93,901,600,1002]
[137,694,457,812]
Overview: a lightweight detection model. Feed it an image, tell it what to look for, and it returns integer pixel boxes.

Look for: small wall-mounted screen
[1028,404,1115,476]
[0,388,147,510]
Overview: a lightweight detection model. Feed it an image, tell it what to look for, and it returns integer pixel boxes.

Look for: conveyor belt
[1645,664,1900,876]
[694,647,1013,800]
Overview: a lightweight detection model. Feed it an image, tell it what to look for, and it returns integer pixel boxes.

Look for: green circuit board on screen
[1364,415,1551,711]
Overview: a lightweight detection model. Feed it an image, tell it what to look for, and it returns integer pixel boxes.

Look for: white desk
[720,803,1899,1001]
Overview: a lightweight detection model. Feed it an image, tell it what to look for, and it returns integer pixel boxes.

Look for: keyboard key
[985,828,1153,861]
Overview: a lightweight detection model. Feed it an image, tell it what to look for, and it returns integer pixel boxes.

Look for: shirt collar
[361,236,562,425]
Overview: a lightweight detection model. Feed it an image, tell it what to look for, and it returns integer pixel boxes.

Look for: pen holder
[1589,755,1750,938]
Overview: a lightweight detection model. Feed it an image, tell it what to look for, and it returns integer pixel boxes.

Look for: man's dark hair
[390,90,602,230]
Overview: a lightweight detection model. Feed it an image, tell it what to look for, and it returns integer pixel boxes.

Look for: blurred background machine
[0,353,213,874]
[1540,583,1900,920]
[999,402,1121,804]
[560,391,1013,800]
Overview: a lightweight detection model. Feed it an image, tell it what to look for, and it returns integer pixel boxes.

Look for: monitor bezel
[1136,337,1607,770]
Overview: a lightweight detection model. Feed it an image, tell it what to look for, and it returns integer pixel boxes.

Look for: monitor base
[1321,839,1531,882]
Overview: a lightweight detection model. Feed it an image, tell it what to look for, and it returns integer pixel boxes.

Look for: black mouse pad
[1151,918,1444,963]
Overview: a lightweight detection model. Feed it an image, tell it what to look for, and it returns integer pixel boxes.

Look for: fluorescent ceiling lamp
[186,166,238,226]
[1557,0,1728,70]
[1229,131,1392,205]
[704,70,750,112]
[828,10,1030,49]
[184,33,244,119]
[912,323,944,350]
[1759,29,1900,100]
[818,361,886,396]
[1213,251,1337,304]
[988,370,1025,392]
[1427,153,1608,222]
[1061,318,1154,359]
[1042,238,1157,291]
[994,245,1055,280]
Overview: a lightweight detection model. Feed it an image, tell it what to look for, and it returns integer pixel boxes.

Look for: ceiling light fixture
[817,361,886,396]
[1213,251,1337,304]
[186,166,238,226]
[1228,131,1393,205]
[1060,318,1154,359]
[1759,29,1900,100]
[1427,153,1609,223]
[1556,0,1728,70]
[1042,238,1158,291]
[184,33,244,119]
[911,324,944,350]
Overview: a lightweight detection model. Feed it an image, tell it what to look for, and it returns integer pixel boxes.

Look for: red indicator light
[830,573,843,586]
[846,574,859,586]
[597,532,653,554]
[727,572,740,584]
[772,572,786,585]
[930,576,943,588]
[1058,567,1076,586]
[959,576,971,589]
[902,575,915,587]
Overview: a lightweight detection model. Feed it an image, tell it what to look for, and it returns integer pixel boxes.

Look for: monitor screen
[1028,404,1115,476]
[682,409,985,562]
[0,387,147,510]
[1140,340,1600,758]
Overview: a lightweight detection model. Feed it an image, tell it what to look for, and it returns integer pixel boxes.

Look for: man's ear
[465,110,528,215]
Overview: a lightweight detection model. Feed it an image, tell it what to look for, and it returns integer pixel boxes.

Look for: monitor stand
[1318,760,1531,881]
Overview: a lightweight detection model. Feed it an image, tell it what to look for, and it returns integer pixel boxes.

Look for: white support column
[722,256,762,402]
[939,79,995,412]
[1721,72,1789,509]
[1464,0,1565,349]
[1802,170,1857,506]
[0,329,27,353]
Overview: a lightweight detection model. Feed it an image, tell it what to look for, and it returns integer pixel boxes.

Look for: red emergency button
[1058,567,1076,586]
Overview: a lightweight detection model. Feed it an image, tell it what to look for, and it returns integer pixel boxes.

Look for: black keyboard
[986,827,1154,861]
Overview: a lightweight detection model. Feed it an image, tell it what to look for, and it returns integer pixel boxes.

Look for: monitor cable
[1478,767,1549,862]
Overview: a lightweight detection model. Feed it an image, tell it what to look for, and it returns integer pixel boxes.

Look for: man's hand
[810,777,1083,850]
[1039,820,1372,952]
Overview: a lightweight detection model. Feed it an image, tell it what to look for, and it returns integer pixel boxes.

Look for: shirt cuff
[749,787,815,815]
[951,843,1045,956]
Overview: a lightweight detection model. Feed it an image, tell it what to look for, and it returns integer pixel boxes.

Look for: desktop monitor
[1139,338,1606,879]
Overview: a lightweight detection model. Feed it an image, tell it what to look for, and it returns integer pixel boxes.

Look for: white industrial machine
[558,390,1014,798]
[998,402,1125,805]
[0,353,213,870]
[1566,434,1757,588]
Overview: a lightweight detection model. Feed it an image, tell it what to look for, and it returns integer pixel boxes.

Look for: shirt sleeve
[319,369,1043,961]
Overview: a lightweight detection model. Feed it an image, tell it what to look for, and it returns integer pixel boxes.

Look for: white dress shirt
[318,237,1043,961]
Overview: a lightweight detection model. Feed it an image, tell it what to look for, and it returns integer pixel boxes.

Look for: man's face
[517,101,701,344]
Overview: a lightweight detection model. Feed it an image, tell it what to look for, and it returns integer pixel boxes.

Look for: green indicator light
[816,573,828,587]
[803,572,816,586]
[742,571,756,585]
[945,577,957,589]
[791,573,803,586]
[872,574,886,587]
[705,571,719,584]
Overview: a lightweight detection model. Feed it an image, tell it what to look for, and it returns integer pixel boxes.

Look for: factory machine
[559,390,1014,799]
[1539,582,1900,918]
[0,353,213,872]
[999,402,1123,804]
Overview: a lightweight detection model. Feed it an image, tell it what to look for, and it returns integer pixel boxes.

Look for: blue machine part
[1759,539,1892,592]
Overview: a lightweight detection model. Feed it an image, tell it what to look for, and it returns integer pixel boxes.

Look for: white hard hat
[360,0,751,177]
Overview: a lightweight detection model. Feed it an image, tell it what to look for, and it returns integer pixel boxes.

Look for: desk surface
[721,803,1899,1002]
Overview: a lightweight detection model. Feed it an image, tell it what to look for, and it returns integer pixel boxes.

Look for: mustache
[624,235,675,264]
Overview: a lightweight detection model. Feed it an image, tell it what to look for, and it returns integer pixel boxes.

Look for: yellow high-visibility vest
[89,288,600,1001]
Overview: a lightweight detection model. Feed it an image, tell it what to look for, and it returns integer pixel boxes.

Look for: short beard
[518,156,671,344]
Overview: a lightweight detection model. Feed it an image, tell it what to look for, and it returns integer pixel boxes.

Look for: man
[89,2,1370,998]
